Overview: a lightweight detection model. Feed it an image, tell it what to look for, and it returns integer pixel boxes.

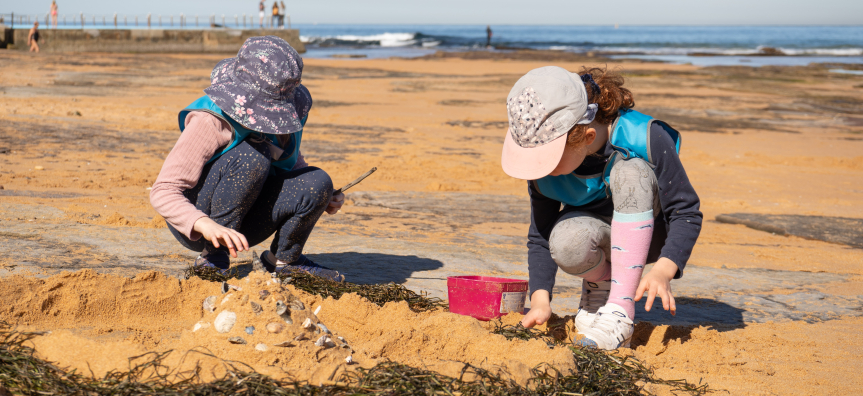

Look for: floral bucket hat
[205,35,312,135]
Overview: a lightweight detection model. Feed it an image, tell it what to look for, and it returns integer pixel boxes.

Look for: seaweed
[184,264,447,313]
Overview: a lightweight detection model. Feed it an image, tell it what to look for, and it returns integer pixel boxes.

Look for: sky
[5,0,863,25]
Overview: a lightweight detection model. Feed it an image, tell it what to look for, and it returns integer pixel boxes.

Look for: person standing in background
[50,1,58,29]
[272,2,280,29]
[28,21,40,52]
[280,1,286,28]
[486,25,493,48]
[259,0,265,28]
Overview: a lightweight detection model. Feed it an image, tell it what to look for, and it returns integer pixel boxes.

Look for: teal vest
[178,96,304,173]
[532,109,681,208]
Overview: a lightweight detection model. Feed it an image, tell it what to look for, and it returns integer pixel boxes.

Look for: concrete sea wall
[1,28,304,53]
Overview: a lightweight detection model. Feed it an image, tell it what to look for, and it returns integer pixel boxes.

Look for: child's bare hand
[521,290,552,328]
[635,258,678,315]
[325,192,344,215]
[193,217,249,258]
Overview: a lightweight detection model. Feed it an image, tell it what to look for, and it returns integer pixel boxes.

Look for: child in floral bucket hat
[501,66,703,350]
[150,36,345,281]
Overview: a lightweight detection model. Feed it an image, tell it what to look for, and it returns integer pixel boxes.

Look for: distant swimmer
[50,0,58,29]
[486,25,492,48]
[28,21,40,53]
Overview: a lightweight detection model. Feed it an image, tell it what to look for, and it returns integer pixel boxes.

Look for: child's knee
[549,217,610,276]
[609,158,658,214]
[299,167,333,209]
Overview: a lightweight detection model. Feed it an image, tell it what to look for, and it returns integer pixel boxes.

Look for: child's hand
[325,192,345,215]
[521,290,552,328]
[635,258,678,315]
[193,217,249,258]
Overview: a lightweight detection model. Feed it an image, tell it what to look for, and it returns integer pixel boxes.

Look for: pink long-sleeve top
[150,111,306,240]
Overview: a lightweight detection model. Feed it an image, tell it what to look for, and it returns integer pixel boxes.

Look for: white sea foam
[302,32,418,47]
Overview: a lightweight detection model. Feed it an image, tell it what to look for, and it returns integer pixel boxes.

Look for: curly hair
[566,67,635,147]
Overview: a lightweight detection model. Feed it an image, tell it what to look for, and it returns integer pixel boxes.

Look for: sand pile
[0,269,574,385]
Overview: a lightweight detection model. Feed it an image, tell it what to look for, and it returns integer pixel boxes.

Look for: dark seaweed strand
[278,270,448,313]
[183,265,447,313]
[492,321,712,395]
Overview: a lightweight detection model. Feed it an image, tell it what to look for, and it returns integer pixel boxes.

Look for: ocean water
[298,24,863,66]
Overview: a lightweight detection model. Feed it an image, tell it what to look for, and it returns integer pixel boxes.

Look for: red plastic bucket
[447,276,528,321]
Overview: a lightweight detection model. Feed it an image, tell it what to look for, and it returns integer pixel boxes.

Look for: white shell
[202,296,217,313]
[313,305,322,315]
[214,311,237,333]
[325,337,336,348]
[294,333,308,341]
[314,335,327,347]
[221,293,233,305]
[192,321,210,332]
[302,318,313,329]
[316,323,332,334]
[256,343,269,351]
[345,355,353,364]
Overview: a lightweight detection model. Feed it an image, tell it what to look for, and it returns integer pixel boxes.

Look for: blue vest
[532,109,681,208]
[178,96,303,173]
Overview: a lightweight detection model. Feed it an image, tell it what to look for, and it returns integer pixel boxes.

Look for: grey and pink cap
[501,66,598,180]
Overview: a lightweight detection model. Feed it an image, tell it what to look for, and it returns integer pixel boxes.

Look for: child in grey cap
[501,66,702,350]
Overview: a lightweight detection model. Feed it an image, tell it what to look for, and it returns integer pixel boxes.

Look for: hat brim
[501,129,567,180]
[203,57,312,135]
[204,83,311,135]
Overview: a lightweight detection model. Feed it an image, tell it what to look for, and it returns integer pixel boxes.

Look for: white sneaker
[574,280,611,332]
[575,303,634,350]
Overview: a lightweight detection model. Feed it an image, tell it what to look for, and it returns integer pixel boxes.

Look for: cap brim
[501,129,567,180]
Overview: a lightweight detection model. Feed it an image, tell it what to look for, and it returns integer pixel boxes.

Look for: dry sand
[0,50,862,394]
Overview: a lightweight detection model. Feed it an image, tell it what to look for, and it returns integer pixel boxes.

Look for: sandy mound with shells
[0,269,574,385]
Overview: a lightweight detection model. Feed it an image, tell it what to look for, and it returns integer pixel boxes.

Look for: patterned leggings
[548,157,662,275]
[168,139,332,262]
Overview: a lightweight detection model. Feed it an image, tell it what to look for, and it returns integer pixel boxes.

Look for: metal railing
[0,12,291,30]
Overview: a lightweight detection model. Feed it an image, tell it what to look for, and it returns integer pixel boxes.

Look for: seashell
[282,314,293,325]
[345,355,353,364]
[214,311,237,333]
[34,165,44,171]
[337,336,345,342]
[273,341,293,347]
[325,337,336,348]
[316,323,332,335]
[256,343,269,351]
[230,285,242,291]
[314,335,328,347]
[252,251,266,272]
[266,280,272,286]
[202,296,217,313]
[266,322,284,333]
[313,306,322,315]
[245,326,255,335]
[239,294,249,305]
[221,282,230,294]
[259,290,270,300]
[275,301,288,316]
[192,321,210,332]
[302,318,314,329]
[250,301,262,315]
[221,293,233,305]
[289,300,305,311]
[294,333,308,341]
[228,336,247,345]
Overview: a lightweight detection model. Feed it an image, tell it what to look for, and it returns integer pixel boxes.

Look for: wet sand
[0,50,862,394]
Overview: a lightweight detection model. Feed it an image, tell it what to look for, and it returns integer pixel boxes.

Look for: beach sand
[0,50,862,394]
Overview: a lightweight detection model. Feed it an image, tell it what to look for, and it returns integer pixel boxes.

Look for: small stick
[333,167,377,195]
